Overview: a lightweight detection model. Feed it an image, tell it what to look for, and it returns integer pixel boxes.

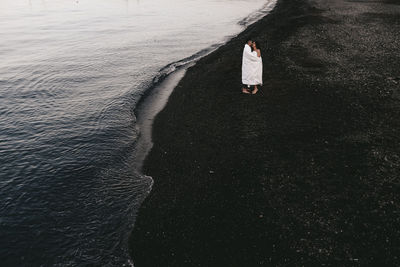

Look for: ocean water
[0,0,276,265]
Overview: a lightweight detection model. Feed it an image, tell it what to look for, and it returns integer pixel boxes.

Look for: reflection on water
[0,0,275,265]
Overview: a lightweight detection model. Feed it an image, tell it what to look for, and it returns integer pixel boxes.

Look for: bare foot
[252,86,259,94]
[242,88,251,94]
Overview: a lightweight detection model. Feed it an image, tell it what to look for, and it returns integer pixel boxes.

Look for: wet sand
[130,0,400,265]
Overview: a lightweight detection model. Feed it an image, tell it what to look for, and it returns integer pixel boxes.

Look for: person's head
[246,38,253,46]
[252,40,258,49]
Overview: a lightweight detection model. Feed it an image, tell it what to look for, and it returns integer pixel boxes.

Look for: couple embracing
[241,38,263,94]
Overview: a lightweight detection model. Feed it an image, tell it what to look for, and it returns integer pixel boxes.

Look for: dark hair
[246,38,252,43]
[252,40,259,49]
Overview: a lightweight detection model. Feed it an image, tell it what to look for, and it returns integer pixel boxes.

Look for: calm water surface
[0,0,276,265]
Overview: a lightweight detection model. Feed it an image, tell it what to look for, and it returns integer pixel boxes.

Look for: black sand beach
[130,0,400,265]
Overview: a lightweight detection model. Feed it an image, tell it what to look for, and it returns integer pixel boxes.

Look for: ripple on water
[0,0,276,265]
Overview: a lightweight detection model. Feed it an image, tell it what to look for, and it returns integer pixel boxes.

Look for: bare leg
[252,85,259,94]
[242,87,251,94]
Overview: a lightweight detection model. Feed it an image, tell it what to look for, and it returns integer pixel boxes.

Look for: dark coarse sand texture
[130,0,400,266]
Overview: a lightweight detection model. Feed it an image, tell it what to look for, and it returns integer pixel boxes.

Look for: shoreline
[129,1,278,262]
[134,67,189,171]
[130,0,400,265]
[133,0,279,169]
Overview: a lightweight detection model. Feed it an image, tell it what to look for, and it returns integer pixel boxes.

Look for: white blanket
[241,44,263,86]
